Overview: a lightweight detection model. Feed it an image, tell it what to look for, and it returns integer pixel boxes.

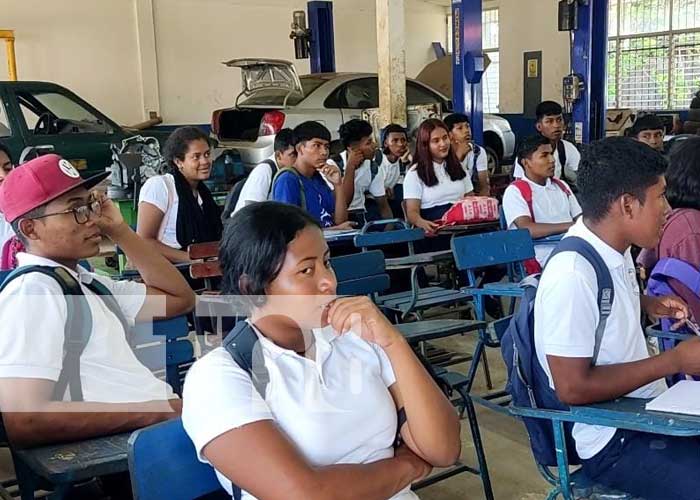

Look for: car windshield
[238,76,327,106]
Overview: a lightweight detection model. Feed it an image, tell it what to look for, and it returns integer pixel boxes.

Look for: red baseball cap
[0,154,110,223]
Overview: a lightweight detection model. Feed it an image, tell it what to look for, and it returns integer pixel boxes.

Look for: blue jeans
[581,429,700,500]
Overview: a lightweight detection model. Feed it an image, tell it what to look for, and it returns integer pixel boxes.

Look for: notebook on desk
[646,380,700,415]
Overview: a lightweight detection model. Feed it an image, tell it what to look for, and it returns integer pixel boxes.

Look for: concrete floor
[418,333,551,500]
[0,317,552,499]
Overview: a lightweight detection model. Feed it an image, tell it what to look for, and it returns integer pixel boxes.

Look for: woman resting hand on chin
[181,201,461,500]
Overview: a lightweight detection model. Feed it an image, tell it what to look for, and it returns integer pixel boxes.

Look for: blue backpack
[500,236,614,467]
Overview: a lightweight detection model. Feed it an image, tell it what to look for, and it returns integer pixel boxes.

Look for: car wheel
[485,146,500,176]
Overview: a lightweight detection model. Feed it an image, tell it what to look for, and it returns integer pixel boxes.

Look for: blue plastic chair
[128,418,228,500]
[452,230,536,409]
[353,219,470,322]
[331,250,494,500]
[131,315,194,396]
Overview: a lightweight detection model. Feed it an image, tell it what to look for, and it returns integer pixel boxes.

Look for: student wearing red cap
[0,154,195,448]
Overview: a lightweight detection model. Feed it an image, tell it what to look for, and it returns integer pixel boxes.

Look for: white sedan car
[211,59,515,174]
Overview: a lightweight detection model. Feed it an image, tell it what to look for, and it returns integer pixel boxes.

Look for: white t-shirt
[0,214,14,251]
[232,157,278,216]
[502,177,582,265]
[139,173,203,249]
[513,139,580,182]
[0,253,175,403]
[380,155,402,190]
[403,161,474,209]
[182,323,417,500]
[340,152,387,212]
[534,219,667,460]
[459,144,488,179]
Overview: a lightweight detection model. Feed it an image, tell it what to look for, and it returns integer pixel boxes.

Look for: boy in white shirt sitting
[443,113,490,196]
[502,135,581,268]
[512,101,580,184]
[232,129,297,215]
[534,137,700,500]
[335,119,392,226]
[378,124,412,219]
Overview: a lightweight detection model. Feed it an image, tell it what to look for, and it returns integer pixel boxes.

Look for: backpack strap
[512,180,535,220]
[262,159,278,195]
[272,167,307,210]
[471,144,483,186]
[83,277,133,343]
[650,258,700,296]
[556,140,567,170]
[223,320,270,398]
[0,266,92,401]
[550,177,572,196]
[547,237,615,364]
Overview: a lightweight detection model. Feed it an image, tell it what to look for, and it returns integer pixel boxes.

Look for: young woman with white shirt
[138,127,223,263]
[403,119,473,233]
[182,202,460,500]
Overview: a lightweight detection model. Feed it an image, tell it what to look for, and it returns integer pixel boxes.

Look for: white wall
[0,0,143,125]
[485,0,571,114]
[0,0,449,126]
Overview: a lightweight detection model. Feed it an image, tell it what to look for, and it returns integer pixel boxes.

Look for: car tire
[485,146,500,176]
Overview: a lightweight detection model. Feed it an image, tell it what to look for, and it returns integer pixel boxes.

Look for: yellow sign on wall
[527,59,539,78]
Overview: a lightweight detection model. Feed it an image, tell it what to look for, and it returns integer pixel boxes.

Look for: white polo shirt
[459,144,488,179]
[403,161,474,210]
[0,253,175,403]
[534,219,667,460]
[232,157,278,216]
[502,177,582,265]
[340,152,387,212]
[139,173,203,249]
[380,154,402,190]
[513,139,580,181]
[182,323,417,500]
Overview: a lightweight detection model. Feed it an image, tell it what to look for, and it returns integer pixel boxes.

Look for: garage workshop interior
[1,0,700,499]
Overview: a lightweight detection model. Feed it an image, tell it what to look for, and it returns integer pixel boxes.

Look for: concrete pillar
[376,0,407,127]
[134,0,161,121]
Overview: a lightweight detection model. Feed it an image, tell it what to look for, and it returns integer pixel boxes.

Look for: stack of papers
[646,380,700,415]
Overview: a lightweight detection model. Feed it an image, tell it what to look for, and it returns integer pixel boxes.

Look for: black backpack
[0,266,130,401]
[221,159,277,221]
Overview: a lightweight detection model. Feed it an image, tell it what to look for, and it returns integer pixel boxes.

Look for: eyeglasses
[31,199,102,225]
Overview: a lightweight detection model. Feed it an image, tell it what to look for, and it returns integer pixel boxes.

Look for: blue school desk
[511,397,700,500]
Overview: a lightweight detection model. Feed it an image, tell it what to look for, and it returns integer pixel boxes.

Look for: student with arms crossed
[443,113,490,196]
[534,137,700,500]
[271,121,352,230]
[513,101,580,183]
[503,135,581,268]
[0,154,195,448]
[182,202,460,500]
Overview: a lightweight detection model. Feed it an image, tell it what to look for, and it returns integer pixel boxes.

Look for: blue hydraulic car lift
[308,1,336,74]
[451,0,609,146]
